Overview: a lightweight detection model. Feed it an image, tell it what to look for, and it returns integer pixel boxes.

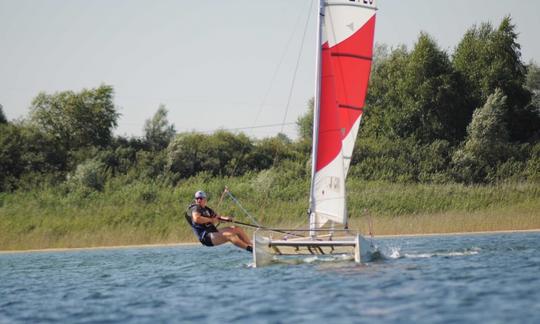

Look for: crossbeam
[267,240,356,247]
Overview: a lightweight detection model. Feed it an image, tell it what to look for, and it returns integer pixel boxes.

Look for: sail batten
[338,104,363,111]
[331,53,372,61]
[310,0,376,229]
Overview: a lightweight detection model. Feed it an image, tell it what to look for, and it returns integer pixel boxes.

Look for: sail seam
[338,104,363,111]
[331,52,372,61]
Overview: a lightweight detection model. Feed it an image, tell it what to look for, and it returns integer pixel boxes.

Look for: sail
[310,0,376,228]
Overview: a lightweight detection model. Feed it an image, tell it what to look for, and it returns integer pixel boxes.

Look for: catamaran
[252,0,378,267]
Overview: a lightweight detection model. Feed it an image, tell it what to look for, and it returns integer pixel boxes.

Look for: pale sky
[1,0,539,139]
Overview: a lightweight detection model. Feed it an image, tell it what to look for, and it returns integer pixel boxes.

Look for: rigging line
[222,219,304,238]
[280,0,315,133]
[180,122,296,135]
[227,1,313,177]
[223,187,261,227]
[228,2,311,177]
[224,122,296,132]
[251,3,309,134]
[219,3,315,209]
[220,188,305,238]
[224,120,295,177]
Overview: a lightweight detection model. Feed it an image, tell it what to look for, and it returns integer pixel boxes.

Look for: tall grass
[1,173,539,250]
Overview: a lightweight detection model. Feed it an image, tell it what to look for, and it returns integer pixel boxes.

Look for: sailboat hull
[253,231,373,268]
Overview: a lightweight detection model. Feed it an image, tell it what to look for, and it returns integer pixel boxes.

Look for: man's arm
[217,215,232,222]
[192,210,218,225]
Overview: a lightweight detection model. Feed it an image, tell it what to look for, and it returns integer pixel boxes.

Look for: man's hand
[218,216,232,222]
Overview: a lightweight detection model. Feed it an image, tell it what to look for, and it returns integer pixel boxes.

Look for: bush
[524,143,540,182]
[350,137,419,182]
[488,159,526,183]
[0,123,67,191]
[166,131,254,178]
[68,159,106,191]
[452,89,511,183]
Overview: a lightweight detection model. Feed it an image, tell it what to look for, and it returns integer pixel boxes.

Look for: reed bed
[1,175,539,251]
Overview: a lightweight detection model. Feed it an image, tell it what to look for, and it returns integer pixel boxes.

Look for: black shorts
[200,233,214,247]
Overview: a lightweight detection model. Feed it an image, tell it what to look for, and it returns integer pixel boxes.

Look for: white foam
[380,246,401,259]
[404,248,480,259]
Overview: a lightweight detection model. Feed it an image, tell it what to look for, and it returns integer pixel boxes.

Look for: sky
[1,0,539,140]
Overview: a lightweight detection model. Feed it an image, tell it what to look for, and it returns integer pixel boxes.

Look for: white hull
[253,230,374,268]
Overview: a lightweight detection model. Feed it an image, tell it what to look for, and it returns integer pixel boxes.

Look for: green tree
[453,17,539,142]
[133,150,167,180]
[526,61,540,108]
[0,104,6,124]
[360,45,408,139]
[452,89,511,183]
[246,134,299,171]
[0,124,22,190]
[372,43,390,71]
[526,61,540,93]
[68,159,106,191]
[143,104,176,150]
[362,34,471,144]
[0,123,67,191]
[166,131,253,178]
[29,85,119,151]
[296,98,314,142]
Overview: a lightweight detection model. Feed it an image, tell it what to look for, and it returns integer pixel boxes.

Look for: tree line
[1,17,539,192]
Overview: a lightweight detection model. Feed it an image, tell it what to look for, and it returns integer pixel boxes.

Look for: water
[1,232,539,323]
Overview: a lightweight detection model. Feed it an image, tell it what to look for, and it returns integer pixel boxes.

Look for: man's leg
[209,230,246,249]
[212,226,252,249]
[224,226,252,246]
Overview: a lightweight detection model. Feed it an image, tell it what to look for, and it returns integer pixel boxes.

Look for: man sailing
[187,191,253,252]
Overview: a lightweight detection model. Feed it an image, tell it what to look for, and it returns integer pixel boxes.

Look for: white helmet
[194,190,207,199]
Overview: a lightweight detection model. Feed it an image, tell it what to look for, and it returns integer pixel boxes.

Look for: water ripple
[1,233,540,323]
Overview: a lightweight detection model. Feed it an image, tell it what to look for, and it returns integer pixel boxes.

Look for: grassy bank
[1,174,539,251]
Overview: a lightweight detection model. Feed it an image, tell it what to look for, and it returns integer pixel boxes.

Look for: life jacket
[185,203,218,246]
[185,203,196,226]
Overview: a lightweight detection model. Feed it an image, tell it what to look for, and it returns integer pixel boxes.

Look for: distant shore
[0,242,197,254]
[374,228,540,238]
[2,228,539,255]
[2,180,539,252]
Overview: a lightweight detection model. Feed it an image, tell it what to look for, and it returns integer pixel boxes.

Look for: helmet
[194,190,207,199]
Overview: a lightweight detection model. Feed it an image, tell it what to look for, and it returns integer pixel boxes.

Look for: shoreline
[373,228,540,238]
[0,242,198,255]
[1,228,539,255]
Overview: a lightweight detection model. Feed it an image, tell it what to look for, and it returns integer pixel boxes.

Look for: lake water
[1,232,539,323]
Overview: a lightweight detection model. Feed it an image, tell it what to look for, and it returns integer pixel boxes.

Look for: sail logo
[315,176,342,198]
[326,176,341,193]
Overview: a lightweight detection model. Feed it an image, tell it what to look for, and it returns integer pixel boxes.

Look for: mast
[309,0,325,237]
[309,0,377,234]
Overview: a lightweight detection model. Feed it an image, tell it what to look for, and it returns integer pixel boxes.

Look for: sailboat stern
[253,230,275,268]
[253,230,373,267]
[354,233,372,263]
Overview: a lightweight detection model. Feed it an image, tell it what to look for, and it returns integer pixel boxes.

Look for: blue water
[1,233,539,323]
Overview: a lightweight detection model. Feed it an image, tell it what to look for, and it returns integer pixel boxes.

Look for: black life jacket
[185,203,219,246]
[185,203,196,226]
[185,204,217,226]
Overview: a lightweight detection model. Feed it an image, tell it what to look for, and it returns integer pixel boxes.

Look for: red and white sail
[310,0,376,228]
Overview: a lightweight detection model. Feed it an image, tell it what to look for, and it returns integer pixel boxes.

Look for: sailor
[186,190,253,252]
